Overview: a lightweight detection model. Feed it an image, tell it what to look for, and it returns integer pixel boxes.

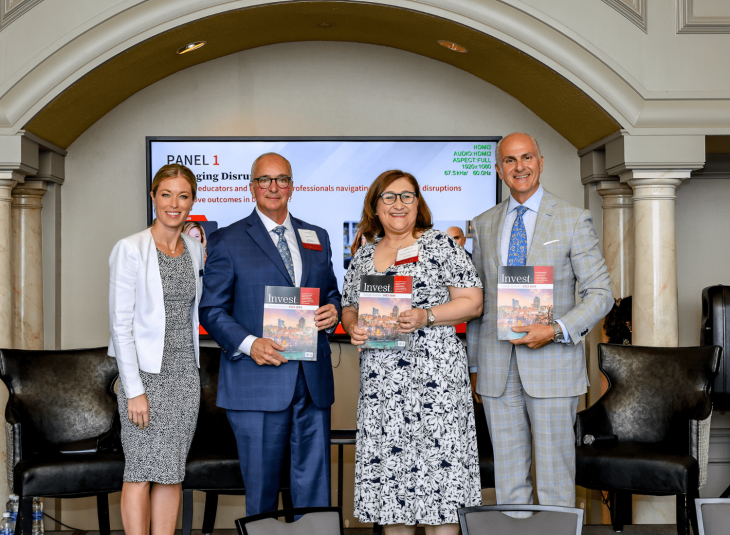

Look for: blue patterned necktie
[273,226,296,284]
[507,206,529,266]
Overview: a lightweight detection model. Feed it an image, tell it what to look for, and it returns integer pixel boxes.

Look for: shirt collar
[255,206,294,235]
[508,184,544,215]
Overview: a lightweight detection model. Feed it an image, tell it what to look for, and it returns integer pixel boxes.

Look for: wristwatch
[426,308,436,328]
[552,322,564,343]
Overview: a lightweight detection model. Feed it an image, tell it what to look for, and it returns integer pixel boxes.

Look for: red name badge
[298,229,322,251]
[394,243,419,266]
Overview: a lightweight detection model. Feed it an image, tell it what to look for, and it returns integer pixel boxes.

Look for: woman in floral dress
[342,170,484,535]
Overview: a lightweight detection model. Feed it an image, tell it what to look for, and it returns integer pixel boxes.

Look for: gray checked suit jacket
[466,188,613,399]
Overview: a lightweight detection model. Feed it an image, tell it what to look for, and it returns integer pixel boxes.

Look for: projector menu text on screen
[147,137,501,292]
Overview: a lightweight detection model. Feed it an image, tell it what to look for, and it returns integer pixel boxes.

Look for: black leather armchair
[575,344,721,535]
[0,347,124,535]
[181,345,292,535]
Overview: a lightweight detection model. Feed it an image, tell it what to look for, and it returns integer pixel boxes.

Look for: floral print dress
[342,229,483,525]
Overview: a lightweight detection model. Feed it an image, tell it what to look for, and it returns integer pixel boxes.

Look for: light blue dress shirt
[469,185,569,374]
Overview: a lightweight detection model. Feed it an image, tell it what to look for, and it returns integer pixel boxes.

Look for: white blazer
[108,228,205,399]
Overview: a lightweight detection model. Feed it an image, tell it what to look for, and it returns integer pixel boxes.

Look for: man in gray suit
[467,132,613,510]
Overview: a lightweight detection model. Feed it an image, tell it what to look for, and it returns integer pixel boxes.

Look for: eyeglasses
[253,175,292,188]
[380,191,417,205]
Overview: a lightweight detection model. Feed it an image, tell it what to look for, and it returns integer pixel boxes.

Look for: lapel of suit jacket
[291,216,311,288]
[526,189,558,266]
[245,211,294,285]
[143,228,164,304]
[491,199,510,267]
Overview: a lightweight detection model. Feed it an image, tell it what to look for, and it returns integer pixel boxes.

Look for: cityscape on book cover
[358,294,410,350]
[263,307,318,360]
[497,289,553,340]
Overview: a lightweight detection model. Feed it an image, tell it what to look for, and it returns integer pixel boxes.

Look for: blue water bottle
[31,498,43,535]
[1,512,12,535]
[6,495,18,531]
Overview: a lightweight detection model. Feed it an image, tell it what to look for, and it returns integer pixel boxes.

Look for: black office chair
[575,343,721,535]
[458,504,583,535]
[695,498,730,535]
[0,347,124,535]
[236,507,344,535]
[181,345,292,535]
[474,397,496,490]
[700,285,730,498]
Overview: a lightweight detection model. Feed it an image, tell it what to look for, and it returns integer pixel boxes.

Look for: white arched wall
[3,0,730,141]
[0,0,630,138]
[62,41,582,529]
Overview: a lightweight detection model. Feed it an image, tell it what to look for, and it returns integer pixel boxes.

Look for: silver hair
[250,152,293,180]
[495,133,542,166]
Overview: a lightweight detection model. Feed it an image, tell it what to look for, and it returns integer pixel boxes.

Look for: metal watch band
[552,322,564,342]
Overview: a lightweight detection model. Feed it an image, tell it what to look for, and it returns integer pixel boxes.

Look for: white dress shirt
[238,207,303,356]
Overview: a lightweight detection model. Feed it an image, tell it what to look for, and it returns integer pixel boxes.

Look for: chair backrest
[597,344,721,444]
[695,498,730,535]
[701,285,730,410]
[473,397,493,459]
[458,505,583,535]
[188,344,238,455]
[235,507,343,535]
[0,347,119,453]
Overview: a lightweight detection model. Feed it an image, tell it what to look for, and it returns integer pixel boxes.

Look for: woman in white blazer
[108,164,204,535]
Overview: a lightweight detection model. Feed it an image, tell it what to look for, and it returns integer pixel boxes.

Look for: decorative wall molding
[677,0,730,34]
[0,0,44,29]
[602,0,647,33]
[691,154,730,179]
[709,428,730,463]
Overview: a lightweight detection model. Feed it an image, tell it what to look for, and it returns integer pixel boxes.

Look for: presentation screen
[147,137,502,333]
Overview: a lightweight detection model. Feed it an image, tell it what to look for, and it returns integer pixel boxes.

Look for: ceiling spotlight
[318,22,332,28]
[437,40,468,53]
[176,41,206,55]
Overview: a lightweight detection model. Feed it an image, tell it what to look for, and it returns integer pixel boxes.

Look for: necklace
[152,231,181,255]
[381,239,406,250]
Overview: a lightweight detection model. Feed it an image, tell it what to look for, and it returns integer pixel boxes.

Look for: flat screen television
[147,136,502,335]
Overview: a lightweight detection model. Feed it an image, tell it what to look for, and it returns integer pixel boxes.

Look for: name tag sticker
[298,229,322,251]
[395,243,419,266]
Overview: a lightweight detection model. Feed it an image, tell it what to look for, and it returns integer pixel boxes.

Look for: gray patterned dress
[343,230,483,525]
[117,241,200,484]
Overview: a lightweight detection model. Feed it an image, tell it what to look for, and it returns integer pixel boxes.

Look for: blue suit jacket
[199,210,342,411]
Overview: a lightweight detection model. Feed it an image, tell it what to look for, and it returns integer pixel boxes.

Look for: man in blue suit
[199,152,342,516]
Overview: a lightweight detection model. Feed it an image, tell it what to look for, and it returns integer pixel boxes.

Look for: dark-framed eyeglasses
[253,175,292,189]
[380,191,417,205]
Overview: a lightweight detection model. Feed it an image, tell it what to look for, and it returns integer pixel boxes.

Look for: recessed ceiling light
[437,40,468,53]
[318,22,332,28]
[176,41,206,55]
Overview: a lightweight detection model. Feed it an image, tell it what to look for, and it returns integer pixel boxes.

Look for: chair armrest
[56,426,119,455]
[575,401,613,447]
[56,437,99,454]
[690,411,712,489]
[5,403,22,493]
